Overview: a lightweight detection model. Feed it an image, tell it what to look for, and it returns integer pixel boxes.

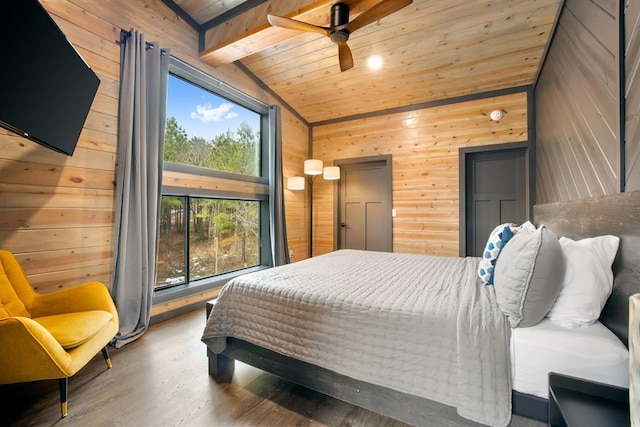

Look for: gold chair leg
[58,346,111,419]
[101,346,112,369]
[59,377,68,418]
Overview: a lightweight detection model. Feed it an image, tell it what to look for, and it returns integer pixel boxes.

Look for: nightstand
[548,372,630,426]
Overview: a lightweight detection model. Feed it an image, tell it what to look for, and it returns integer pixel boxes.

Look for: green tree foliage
[214,212,236,238]
[163,116,260,174]
[163,117,188,163]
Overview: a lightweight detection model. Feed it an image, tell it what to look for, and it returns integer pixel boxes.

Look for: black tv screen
[0,0,100,156]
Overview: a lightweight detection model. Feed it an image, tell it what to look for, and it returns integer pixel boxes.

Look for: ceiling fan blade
[267,14,331,37]
[344,0,413,33]
[338,42,354,72]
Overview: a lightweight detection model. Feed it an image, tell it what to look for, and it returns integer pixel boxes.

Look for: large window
[156,59,272,292]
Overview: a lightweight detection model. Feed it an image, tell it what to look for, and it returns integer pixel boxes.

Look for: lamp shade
[304,159,323,175]
[287,176,305,190]
[323,166,340,180]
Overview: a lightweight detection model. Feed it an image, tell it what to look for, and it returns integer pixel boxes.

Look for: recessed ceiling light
[367,55,383,70]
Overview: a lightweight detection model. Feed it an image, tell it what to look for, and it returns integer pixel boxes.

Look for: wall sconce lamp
[288,159,340,257]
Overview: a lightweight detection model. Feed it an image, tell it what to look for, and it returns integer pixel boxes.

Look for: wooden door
[337,156,392,252]
[465,148,527,256]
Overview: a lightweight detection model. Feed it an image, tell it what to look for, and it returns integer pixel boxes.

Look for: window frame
[154,57,274,304]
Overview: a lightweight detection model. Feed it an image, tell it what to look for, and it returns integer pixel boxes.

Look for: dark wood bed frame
[206,190,640,425]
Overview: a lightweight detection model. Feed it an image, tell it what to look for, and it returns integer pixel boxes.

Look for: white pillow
[518,220,537,235]
[546,235,620,328]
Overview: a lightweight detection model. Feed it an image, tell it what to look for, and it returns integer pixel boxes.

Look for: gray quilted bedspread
[201,249,512,426]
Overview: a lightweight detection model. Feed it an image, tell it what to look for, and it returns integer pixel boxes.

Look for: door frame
[458,142,533,256]
[333,154,393,251]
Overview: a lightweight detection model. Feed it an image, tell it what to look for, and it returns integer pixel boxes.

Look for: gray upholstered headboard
[533,190,640,347]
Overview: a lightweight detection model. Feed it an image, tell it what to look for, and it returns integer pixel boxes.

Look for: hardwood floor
[2,309,545,427]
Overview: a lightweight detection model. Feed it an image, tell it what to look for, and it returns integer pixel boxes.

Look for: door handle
[340,223,347,228]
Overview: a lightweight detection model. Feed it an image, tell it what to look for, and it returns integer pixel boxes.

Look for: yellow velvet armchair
[0,249,119,417]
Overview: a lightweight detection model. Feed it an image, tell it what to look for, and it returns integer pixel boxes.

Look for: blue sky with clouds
[166,75,260,141]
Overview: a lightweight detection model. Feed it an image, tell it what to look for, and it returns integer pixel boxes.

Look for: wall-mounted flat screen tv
[0,0,100,156]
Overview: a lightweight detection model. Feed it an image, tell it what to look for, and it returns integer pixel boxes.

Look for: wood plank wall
[535,0,621,203]
[283,128,310,262]
[626,0,640,190]
[0,0,308,306]
[311,92,529,257]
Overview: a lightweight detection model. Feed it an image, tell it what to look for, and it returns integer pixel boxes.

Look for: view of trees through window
[156,73,263,290]
[157,196,260,288]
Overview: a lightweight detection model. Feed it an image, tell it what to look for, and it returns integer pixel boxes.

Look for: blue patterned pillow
[478,224,514,286]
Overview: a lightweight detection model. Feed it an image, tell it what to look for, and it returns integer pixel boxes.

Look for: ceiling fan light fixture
[330,30,349,43]
[267,0,413,72]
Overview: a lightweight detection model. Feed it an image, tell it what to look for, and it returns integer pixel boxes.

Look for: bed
[201,190,640,426]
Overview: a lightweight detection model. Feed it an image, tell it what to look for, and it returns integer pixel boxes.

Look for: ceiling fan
[267,0,413,72]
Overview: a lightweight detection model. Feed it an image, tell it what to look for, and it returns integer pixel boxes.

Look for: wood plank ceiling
[167,0,564,124]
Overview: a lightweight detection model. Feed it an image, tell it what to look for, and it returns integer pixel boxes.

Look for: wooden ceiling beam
[200,0,380,66]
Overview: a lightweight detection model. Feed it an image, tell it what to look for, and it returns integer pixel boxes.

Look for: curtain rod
[120,29,168,54]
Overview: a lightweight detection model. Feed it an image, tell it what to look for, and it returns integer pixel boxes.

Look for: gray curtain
[269,105,290,266]
[111,30,169,348]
